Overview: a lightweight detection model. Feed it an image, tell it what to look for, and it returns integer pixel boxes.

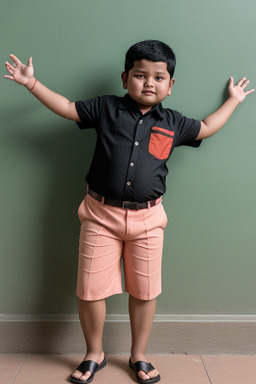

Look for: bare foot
[130,353,160,381]
[71,351,105,382]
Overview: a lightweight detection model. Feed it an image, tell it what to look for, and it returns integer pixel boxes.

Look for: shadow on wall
[3,78,119,352]
[8,125,95,351]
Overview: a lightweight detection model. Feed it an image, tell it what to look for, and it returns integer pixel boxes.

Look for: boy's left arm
[197,77,255,140]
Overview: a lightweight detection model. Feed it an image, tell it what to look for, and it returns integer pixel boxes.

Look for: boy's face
[121,59,175,114]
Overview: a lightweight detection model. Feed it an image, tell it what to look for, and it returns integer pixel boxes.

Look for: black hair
[124,40,176,78]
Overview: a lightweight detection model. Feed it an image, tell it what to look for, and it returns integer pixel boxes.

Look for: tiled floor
[1,354,256,384]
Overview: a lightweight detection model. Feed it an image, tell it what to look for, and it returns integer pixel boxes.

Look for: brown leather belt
[87,188,161,210]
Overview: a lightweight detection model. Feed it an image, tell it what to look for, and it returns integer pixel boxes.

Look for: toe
[149,368,160,379]
[80,372,92,381]
[138,371,151,381]
[71,369,81,379]
[71,369,92,381]
[138,368,159,381]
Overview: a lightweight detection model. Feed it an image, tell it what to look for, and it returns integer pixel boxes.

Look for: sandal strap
[76,360,99,374]
[134,360,155,374]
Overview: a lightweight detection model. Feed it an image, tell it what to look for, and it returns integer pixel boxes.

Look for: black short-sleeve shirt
[75,94,201,202]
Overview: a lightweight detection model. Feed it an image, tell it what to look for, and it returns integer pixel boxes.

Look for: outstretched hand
[4,54,34,86]
[229,76,255,104]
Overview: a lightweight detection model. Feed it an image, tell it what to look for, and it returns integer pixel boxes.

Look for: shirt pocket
[148,127,174,160]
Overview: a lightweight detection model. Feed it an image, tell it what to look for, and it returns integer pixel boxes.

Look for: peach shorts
[76,193,168,301]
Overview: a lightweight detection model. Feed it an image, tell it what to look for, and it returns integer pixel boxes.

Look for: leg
[129,295,159,381]
[124,204,166,382]
[71,298,106,382]
[73,195,126,381]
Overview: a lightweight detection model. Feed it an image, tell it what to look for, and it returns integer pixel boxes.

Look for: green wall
[1,0,255,315]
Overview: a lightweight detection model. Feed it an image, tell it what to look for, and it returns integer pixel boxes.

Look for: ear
[121,71,128,89]
[167,78,175,96]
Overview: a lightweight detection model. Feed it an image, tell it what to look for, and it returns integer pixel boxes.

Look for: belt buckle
[122,201,130,209]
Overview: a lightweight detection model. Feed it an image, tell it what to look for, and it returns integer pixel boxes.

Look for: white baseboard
[1,314,256,322]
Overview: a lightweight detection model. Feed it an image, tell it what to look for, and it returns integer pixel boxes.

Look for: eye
[156,76,164,81]
[135,74,145,79]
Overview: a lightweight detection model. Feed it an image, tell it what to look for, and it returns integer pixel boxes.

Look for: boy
[4,40,254,384]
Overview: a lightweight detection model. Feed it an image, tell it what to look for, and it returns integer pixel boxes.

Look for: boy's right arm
[4,54,81,122]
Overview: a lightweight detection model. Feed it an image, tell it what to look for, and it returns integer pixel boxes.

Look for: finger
[27,56,33,66]
[229,76,234,87]
[9,53,21,65]
[245,89,255,96]
[241,80,250,90]
[5,62,15,73]
[4,75,14,80]
[237,77,246,87]
[7,68,14,75]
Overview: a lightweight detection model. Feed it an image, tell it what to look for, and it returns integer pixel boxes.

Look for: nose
[144,77,153,87]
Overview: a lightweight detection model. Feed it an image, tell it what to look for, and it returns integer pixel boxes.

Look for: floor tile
[95,355,136,384]
[202,356,256,384]
[153,355,210,384]
[6,354,212,384]
[10,354,256,384]
[0,355,25,384]
[10,355,80,384]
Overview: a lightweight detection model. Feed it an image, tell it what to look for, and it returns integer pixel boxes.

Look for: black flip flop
[129,358,161,384]
[70,356,107,384]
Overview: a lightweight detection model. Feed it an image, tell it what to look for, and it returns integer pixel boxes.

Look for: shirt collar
[119,93,165,119]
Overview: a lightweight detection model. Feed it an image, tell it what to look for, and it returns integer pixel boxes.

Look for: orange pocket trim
[151,126,174,136]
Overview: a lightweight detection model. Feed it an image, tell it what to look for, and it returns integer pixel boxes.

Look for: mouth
[142,90,155,95]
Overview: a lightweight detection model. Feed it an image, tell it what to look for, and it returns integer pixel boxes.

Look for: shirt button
[134,141,139,146]
[130,162,134,167]
[139,119,143,124]
[127,181,131,186]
